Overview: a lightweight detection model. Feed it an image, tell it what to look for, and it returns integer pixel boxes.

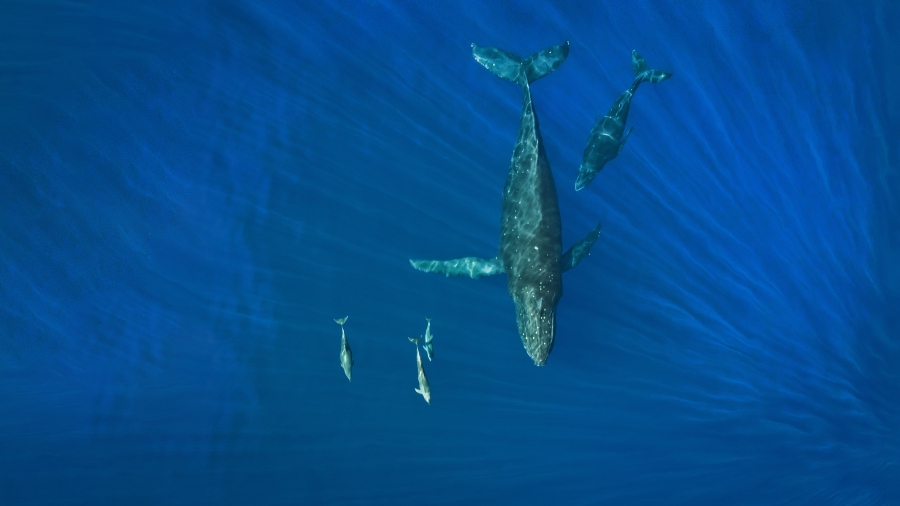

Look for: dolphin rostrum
[574,50,672,191]
[423,318,434,361]
[409,337,431,404]
[410,42,603,366]
[335,316,353,381]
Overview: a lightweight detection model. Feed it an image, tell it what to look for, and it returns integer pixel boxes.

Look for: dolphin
[423,318,434,361]
[410,42,603,366]
[335,316,353,381]
[574,50,672,191]
[409,337,431,404]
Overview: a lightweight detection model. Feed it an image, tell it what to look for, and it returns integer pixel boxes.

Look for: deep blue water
[1,1,898,504]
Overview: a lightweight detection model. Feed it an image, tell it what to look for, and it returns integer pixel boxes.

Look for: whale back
[499,82,563,365]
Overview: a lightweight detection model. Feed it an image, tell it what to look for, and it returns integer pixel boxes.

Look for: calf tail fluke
[472,42,569,86]
[632,50,673,83]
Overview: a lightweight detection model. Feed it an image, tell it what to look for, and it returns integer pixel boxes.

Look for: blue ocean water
[1,1,898,504]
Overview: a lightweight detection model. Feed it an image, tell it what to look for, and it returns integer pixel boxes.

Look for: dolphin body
[423,318,434,361]
[410,42,602,366]
[574,51,672,191]
[335,316,353,381]
[409,337,431,404]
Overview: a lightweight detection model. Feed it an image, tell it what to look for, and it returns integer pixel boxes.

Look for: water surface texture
[1,1,898,504]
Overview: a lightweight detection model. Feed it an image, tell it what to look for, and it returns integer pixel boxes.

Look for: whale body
[410,42,602,366]
[575,50,672,191]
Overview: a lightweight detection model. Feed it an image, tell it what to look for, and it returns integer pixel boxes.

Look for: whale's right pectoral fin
[561,220,603,273]
[409,256,504,279]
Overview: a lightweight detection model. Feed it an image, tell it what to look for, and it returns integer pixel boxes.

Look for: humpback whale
[574,50,672,191]
[409,337,431,404]
[335,316,353,381]
[410,42,603,366]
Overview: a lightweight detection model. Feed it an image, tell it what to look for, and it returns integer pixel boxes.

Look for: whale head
[574,168,599,191]
[513,286,560,366]
[575,152,612,191]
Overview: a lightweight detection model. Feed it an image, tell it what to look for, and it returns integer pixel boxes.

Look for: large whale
[410,42,602,366]
[574,51,672,191]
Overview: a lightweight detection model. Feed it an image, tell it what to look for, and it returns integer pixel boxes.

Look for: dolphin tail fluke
[472,42,569,86]
[409,257,504,279]
[334,316,348,325]
[632,50,673,83]
[561,220,602,273]
[409,337,421,344]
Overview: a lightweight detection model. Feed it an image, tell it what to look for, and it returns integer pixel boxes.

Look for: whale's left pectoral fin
[561,221,602,273]
[409,256,504,279]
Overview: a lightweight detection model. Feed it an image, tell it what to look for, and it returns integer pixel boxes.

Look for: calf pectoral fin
[561,220,602,273]
[617,126,634,155]
[409,256,504,279]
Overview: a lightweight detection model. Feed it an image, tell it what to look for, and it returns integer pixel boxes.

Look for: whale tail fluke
[472,42,569,86]
[632,50,672,83]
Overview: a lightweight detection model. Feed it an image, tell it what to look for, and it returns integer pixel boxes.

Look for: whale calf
[574,50,672,191]
[335,316,353,381]
[410,42,602,366]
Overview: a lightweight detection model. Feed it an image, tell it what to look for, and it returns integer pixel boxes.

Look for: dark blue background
[1,1,898,504]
